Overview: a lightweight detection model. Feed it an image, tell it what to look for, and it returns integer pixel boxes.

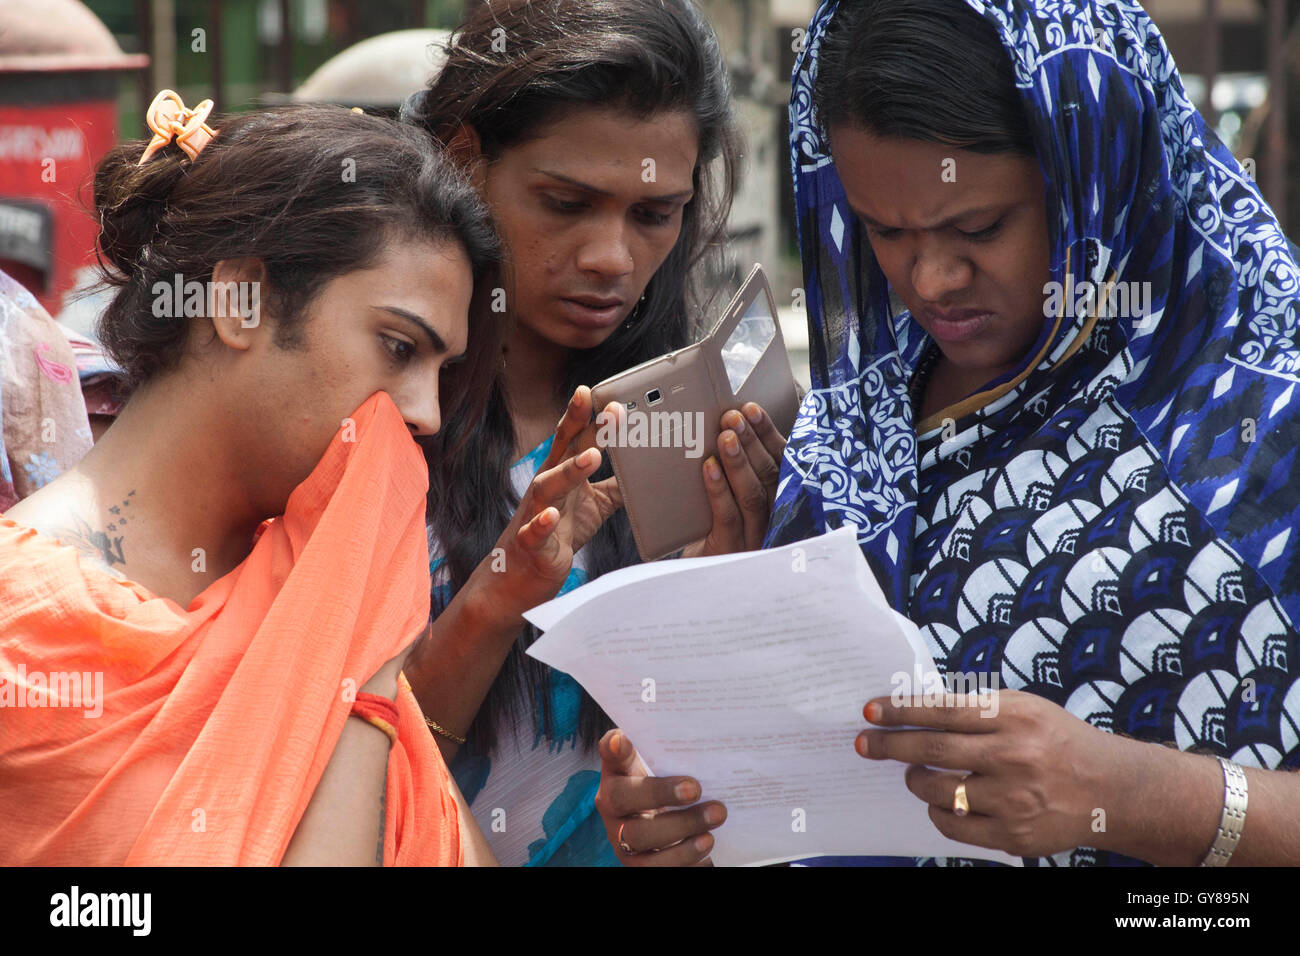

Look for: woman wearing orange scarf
[0,95,505,865]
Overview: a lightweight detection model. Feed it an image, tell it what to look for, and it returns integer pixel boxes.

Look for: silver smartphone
[591,264,800,560]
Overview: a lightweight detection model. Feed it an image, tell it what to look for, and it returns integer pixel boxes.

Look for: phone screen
[721,292,776,394]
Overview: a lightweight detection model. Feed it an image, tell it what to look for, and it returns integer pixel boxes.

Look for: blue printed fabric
[768,0,1300,866]
[431,436,620,867]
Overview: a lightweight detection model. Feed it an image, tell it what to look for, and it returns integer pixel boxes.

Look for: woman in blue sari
[400,0,779,867]
[597,0,1300,865]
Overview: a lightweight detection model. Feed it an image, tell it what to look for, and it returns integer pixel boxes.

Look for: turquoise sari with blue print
[431,436,620,867]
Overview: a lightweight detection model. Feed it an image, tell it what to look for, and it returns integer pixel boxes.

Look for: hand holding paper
[525,527,1022,866]
[593,729,725,866]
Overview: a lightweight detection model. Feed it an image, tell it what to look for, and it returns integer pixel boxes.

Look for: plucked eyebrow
[533,168,694,204]
[854,203,1007,232]
[376,306,460,358]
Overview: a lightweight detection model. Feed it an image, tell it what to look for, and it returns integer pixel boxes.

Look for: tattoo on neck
[55,491,137,575]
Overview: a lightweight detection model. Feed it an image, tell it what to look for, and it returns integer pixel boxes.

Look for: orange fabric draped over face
[0,392,459,865]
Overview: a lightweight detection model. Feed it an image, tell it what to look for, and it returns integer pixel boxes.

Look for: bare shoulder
[4,475,130,581]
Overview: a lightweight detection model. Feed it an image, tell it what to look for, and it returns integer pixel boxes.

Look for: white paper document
[524,527,1021,867]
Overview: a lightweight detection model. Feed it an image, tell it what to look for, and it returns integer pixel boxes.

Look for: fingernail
[865,701,883,723]
[744,403,762,425]
[705,457,722,481]
[675,781,700,802]
[723,433,741,456]
[704,804,725,826]
[694,834,713,853]
[729,413,746,434]
[856,734,869,757]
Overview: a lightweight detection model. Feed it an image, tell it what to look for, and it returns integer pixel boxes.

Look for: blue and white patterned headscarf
[768,0,1300,865]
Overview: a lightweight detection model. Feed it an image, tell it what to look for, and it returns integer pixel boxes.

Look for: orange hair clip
[138,89,217,165]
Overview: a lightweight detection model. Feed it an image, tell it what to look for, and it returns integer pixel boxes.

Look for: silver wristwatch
[1199,757,1248,867]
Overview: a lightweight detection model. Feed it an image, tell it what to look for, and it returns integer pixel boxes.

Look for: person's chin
[543,317,624,351]
[933,337,1032,388]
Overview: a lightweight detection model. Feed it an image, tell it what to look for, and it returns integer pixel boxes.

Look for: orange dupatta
[0,392,459,865]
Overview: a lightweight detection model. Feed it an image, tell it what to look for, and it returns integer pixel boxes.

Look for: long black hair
[814,0,1034,155]
[403,0,741,751]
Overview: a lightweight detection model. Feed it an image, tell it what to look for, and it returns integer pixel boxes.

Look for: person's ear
[446,123,487,192]
[208,258,268,352]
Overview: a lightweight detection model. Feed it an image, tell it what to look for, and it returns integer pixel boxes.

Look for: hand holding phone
[679,402,787,557]
[591,265,799,560]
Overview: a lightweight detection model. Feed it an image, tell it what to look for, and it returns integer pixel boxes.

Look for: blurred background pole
[276,0,292,92]
[344,0,362,47]
[134,0,150,118]
[135,0,178,116]
[209,0,224,108]
[150,0,174,90]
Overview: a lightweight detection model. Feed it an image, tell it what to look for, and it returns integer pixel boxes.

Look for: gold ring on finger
[953,773,972,817]
[617,820,637,855]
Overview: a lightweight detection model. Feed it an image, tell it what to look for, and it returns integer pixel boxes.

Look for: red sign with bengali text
[0,98,120,315]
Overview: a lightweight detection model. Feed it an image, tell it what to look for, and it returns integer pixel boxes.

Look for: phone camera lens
[646,389,663,405]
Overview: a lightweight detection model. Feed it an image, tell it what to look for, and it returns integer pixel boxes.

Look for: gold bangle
[424,715,466,745]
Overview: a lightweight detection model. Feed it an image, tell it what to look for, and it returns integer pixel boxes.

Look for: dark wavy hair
[404,0,742,751]
[93,104,502,438]
[814,0,1034,155]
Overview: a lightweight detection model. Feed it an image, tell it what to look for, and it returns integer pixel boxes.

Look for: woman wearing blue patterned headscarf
[766,0,1300,865]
